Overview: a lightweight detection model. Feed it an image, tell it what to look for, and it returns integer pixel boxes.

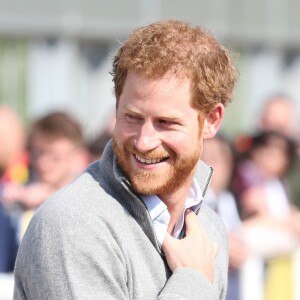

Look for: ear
[203,103,224,139]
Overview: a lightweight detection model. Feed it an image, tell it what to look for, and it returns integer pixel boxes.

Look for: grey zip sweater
[14,141,229,300]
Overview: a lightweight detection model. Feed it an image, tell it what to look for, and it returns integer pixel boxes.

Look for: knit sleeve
[14,196,129,300]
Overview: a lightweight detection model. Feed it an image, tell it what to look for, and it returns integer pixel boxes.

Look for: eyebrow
[123,103,185,121]
[158,115,183,123]
[127,109,182,121]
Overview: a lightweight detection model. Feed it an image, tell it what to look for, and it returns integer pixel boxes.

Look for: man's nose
[135,121,161,152]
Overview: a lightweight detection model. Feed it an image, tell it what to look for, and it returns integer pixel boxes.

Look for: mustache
[112,136,173,160]
[130,146,170,160]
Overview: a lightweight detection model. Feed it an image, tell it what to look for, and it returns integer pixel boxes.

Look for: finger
[162,232,176,254]
[184,209,200,236]
[162,231,175,248]
[162,231,171,246]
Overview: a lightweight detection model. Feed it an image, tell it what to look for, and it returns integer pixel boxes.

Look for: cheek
[114,122,134,142]
[113,127,124,146]
[166,132,201,158]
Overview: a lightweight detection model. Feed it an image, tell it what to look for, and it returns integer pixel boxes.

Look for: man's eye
[158,119,177,126]
[159,120,171,124]
[125,114,142,122]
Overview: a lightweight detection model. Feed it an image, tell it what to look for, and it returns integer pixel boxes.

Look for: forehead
[266,99,293,115]
[126,70,189,90]
[267,137,288,150]
[118,72,200,123]
[119,71,192,109]
[32,134,75,150]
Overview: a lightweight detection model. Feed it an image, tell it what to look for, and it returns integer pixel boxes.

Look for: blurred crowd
[0,108,113,275]
[202,94,300,300]
[1,93,300,299]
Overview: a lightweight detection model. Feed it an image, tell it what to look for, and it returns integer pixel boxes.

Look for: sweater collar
[99,140,213,251]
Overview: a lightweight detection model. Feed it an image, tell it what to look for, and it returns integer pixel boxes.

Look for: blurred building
[0,0,300,137]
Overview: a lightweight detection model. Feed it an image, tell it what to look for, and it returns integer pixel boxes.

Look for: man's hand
[162,209,218,283]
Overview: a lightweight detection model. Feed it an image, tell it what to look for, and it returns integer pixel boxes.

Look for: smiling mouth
[134,154,169,164]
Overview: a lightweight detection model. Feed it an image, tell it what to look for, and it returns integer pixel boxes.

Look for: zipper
[120,179,163,254]
[202,166,213,197]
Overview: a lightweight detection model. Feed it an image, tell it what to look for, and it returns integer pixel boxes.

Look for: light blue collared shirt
[141,178,203,246]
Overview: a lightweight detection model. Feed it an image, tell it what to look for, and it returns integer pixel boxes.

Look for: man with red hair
[15,20,238,299]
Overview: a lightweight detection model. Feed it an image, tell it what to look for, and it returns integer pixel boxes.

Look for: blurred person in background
[86,113,115,162]
[0,106,29,186]
[202,135,249,300]
[14,20,238,299]
[234,93,300,209]
[28,111,89,195]
[258,94,297,138]
[233,131,300,252]
[0,106,29,273]
[233,94,297,154]
[87,130,112,162]
[233,130,300,300]
[0,204,19,273]
[2,111,89,234]
[257,95,300,209]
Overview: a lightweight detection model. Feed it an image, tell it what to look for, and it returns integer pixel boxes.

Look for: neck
[158,177,193,234]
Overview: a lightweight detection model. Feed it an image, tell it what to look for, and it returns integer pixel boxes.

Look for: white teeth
[135,155,161,164]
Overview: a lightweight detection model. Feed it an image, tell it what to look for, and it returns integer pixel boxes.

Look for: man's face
[255,137,290,177]
[113,71,205,198]
[31,134,78,188]
[260,99,295,137]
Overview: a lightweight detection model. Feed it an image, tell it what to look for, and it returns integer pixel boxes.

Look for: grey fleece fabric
[14,140,229,300]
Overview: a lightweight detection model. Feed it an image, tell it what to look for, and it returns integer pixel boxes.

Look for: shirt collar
[141,178,203,245]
